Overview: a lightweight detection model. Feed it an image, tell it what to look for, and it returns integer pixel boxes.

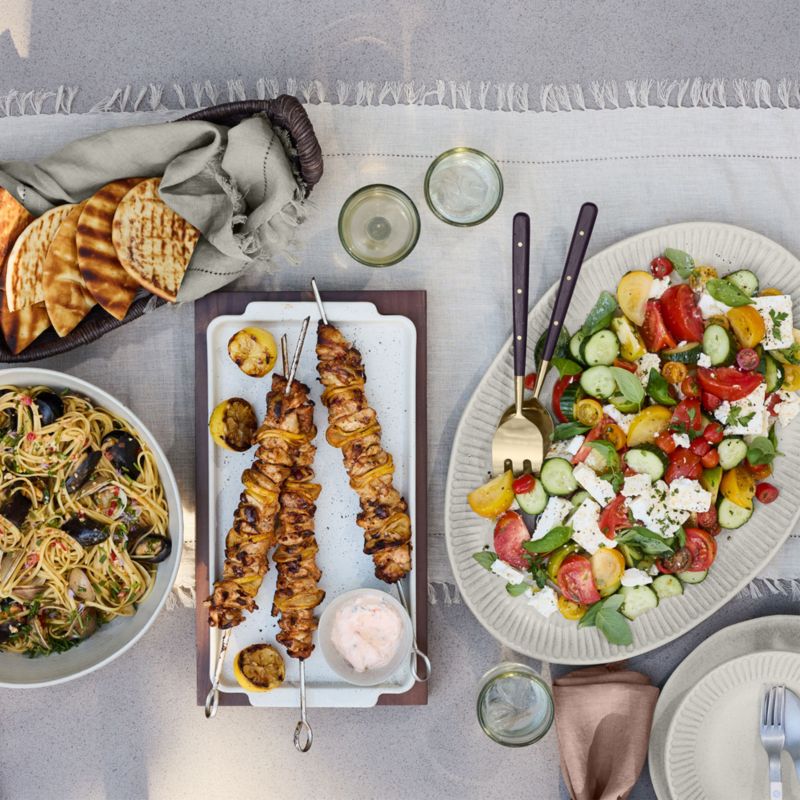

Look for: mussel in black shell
[0,407,18,434]
[33,392,64,426]
[0,492,31,528]
[0,619,22,644]
[102,430,141,478]
[62,517,109,547]
[128,532,171,564]
[65,450,101,493]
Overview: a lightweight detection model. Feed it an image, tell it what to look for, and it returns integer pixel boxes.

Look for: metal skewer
[311,278,431,685]
[205,628,232,718]
[282,320,314,753]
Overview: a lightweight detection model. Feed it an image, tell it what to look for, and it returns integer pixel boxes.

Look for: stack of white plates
[650,615,800,799]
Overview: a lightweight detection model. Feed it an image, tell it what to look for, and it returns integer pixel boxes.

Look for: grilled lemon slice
[227,327,278,377]
[209,397,257,452]
[233,643,285,692]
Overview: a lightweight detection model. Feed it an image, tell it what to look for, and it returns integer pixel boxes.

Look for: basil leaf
[506,581,530,597]
[578,601,602,629]
[524,525,573,554]
[663,248,695,280]
[596,607,633,646]
[610,366,645,410]
[769,423,779,450]
[675,526,687,549]
[616,526,675,556]
[777,342,800,366]
[553,421,592,441]
[646,367,677,406]
[746,435,781,466]
[473,551,497,571]
[581,291,618,337]
[588,440,621,472]
[706,277,754,308]
[552,357,583,378]
[601,593,625,613]
[535,327,571,370]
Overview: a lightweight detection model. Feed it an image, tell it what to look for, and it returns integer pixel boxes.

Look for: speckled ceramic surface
[665,649,800,800]
[445,222,800,663]
[206,302,417,707]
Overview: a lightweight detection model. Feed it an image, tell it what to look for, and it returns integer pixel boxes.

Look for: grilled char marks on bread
[316,321,412,583]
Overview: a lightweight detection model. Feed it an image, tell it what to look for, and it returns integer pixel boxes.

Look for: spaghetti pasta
[0,386,170,656]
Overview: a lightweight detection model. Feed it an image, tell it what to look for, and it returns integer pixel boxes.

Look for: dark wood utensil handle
[542,202,598,362]
[512,213,531,378]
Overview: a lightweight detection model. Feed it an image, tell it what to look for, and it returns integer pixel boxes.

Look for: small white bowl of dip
[318,588,413,686]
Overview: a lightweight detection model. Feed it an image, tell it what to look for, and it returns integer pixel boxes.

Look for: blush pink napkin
[553,666,660,800]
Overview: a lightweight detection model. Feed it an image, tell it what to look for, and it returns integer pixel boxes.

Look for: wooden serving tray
[194,289,428,706]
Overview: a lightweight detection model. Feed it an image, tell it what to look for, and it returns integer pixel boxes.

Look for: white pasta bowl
[0,367,183,688]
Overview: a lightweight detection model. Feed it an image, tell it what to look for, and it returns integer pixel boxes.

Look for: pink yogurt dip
[330,594,404,673]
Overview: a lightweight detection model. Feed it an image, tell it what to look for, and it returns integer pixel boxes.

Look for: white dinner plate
[665,649,800,800]
[649,615,800,799]
[445,222,800,662]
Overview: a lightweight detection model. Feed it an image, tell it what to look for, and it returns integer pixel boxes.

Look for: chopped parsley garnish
[726,407,755,427]
[769,309,788,340]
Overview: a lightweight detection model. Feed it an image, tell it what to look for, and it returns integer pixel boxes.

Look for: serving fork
[760,684,786,800]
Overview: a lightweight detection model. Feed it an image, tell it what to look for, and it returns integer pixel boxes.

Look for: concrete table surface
[1,2,799,798]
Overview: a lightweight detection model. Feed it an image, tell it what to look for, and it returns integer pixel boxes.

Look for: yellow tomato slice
[616,270,654,326]
[591,547,626,596]
[760,287,782,297]
[626,405,673,448]
[600,421,627,451]
[783,364,800,392]
[720,465,755,510]
[726,306,766,349]
[661,361,688,385]
[575,398,603,427]
[558,595,587,621]
[467,470,514,518]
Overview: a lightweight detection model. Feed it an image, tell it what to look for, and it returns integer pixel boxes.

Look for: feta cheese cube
[621,473,652,497]
[570,498,617,555]
[573,462,616,506]
[672,432,691,449]
[636,353,662,387]
[628,480,689,537]
[545,434,585,460]
[697,353,712,368]
[491,559,526,584]
[698,292,731,319]
[714,383,767,435]
[648,277,670,299]
[667,478,712,513]
[602,404,635,434]
[774,391,800,428]
[527,585,558,618]
[584,448,607,472]
[532,497,573,541]
[753,295,794,350]
[621,568,653,587]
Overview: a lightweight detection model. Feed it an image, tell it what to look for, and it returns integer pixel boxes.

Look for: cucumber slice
[661,341,703,364]
[559,383,584,421]
[718,438,747,470]
[581,329,620,367]
[516,479,548,515]
[570,489,590,508]
[569,330,588,364]
[718,497,753,529]
[624,444,668,480]
[540,458,579,496]
[652,574,683,599]
[579,365,616,399]
[764,353,785,393]
[702,324,734,366]
[725,269,759,297]
[620,585,659,620]
[676,569,709,584]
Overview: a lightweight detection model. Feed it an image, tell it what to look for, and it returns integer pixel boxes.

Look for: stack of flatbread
[0,177,200,354]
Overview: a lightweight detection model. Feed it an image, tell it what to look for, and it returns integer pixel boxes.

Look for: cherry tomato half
[524,372,538,392]
[697,367,763,402]
[690,438,711,457]
[598,494,630,539]
[700,449,720,469]
[557,554,601,605]
[696,507,721,536]
[665,447,703,482]
[684,527,717,571]
[493,511,531,569]
[747,462,773,480]
[703,422,724,444]
[655,430,677,454]
[650,256,674,278]
[512,473,536,495]
[680,375,701,398]
[613,358,638,373]
[701,391,723,412]
[736,347,760,371]
[671,398,704,436]
[641,299,677,352]
[756,482,779,504]
[660,284,705,343]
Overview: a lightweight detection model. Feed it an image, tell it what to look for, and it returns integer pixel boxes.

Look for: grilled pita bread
[112,178,199,302]
[0,187,34,267]
[76,178,144,321]
[5,204,76,311]
[42,201,95,337]
[1,296,50,354]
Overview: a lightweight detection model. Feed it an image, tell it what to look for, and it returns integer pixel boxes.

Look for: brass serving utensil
[495,204,598,474]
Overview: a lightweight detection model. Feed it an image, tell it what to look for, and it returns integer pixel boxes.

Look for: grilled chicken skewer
[314,304,412,584]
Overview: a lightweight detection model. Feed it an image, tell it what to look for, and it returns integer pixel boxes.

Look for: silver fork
[760,684,786,800]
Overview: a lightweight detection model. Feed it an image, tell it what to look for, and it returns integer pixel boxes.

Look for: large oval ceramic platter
[445,222,800,663]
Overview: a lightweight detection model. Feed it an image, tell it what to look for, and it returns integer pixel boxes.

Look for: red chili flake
[26,432,36,442]
[20,396,31,406]
[108,501,118,515]
[24,553,39,569]
[113,486,120,497]
[110,551,118,563]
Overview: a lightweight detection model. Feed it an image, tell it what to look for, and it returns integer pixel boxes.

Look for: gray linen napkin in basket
[0,115,305,302]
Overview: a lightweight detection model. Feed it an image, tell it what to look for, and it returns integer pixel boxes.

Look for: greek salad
[471,248,800,645]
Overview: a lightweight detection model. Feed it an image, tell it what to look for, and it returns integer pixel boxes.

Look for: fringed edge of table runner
[2,77,800,117]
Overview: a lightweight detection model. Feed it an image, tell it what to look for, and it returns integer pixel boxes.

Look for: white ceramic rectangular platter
[206,301,417,707]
